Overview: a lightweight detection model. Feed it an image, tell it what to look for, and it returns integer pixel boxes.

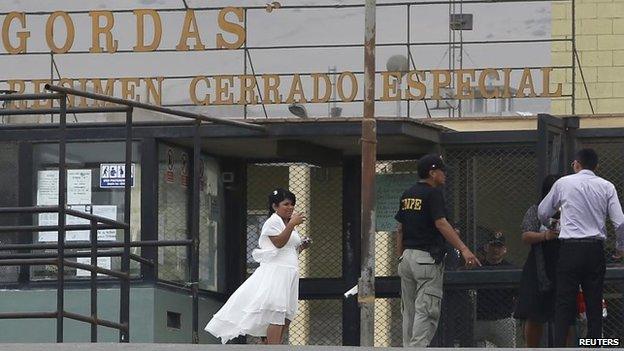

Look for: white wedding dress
[205,213,301,344]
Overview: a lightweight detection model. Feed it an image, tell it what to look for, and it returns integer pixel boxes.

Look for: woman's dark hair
[541,174,561,201]
[268,188,296,215]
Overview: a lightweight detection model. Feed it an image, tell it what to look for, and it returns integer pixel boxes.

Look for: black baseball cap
[417,154,446,178]
[488,231,506,246]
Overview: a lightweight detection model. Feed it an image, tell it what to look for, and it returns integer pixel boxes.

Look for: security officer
[473,231,517,347]
[395,153,481,347]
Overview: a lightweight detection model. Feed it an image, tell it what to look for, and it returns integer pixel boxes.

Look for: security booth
[0,90,267,343]
[0,89,623,347]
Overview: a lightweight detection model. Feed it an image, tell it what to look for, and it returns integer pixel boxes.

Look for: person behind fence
[395,153,481,347]
[205,188,311,344]
[514,174,561,347]
[473,230,517,348]
[538,148,624,346]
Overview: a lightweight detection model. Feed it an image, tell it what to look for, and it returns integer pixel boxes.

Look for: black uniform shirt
[394,182,446,250]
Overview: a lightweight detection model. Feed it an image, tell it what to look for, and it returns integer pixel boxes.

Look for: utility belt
[561,237,604,244]
[406,245,448,264]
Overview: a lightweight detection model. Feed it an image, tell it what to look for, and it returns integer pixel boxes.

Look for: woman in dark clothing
[514,175,561,347]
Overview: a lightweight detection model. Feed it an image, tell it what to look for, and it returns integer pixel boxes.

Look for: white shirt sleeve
[606,184,624,250]
[261,214,284,237]
[538,180,561,226]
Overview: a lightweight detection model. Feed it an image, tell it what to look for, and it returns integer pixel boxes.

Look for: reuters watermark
[578,338,621,347]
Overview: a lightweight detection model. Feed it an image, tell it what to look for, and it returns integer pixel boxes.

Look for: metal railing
[0,88,264,343]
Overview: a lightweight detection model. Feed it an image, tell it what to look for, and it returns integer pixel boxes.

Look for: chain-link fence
[444,145,538,267]
[246,163,343,279]
[371,148,537,347]
[290,299,343,345]
[604,282,624,339]
[373,298,402,347]
[246,299,343,346]
[242,137,624,347]
[373,161,415,347]
[157,144,190,283]
[245,163,343,345]
[375,160,419,278]
[578,138,624,339]
[438,145,536,347]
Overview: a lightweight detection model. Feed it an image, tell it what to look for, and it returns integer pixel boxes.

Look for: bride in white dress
[205,188,309,344]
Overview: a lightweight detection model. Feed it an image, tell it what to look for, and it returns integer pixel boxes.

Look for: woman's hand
[544,229,559,241]
[289,212,306,226]
[298,237,312,252]
[270,213,305,249]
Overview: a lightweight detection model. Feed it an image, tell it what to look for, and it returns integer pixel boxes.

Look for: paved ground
[0,345,600,351]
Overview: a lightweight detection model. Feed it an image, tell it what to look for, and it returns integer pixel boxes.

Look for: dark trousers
[554,240,605,346]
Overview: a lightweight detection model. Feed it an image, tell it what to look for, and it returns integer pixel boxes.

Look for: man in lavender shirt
[538,148,624,346]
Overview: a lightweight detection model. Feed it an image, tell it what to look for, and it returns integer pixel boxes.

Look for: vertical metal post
[140,138,158,282]
[448,1,453,118]
[56,94,67,343]
[458,0,464,118]
[119,107,132,342]
[342,157,361,346]
[50,52,54,123]
[406,4,411,119]
[243,9,248,119]
[18,143,34,284]
[571,0,576,114]
[563,117,579,168]
[191,119,201,343]
[359,0,376,347]
[223,159,247,298]
[90,219,98,342]
[536,114,549,200]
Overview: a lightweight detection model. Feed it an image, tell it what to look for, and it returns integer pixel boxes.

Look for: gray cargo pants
[398,249,444,347]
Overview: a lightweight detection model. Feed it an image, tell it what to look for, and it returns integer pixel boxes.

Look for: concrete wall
[551,0,624,114]
[0,287,153,342]
[153,287,223,344]
[0,286,224,344]
[0,142,20,283]
[429,114,624,132]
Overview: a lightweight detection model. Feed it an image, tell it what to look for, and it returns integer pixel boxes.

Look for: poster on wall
[67,170,92,205]
[200,220,218,290]
[375,173,418,232]
[99,163,135,188]
[92,205,118,241]
[199,162,205,192]
[36,169,93,242]
[37,170,59,205]
[66,204,91,241]
[38,212,58,242]
[180,152,189,188]
[76,256,112,277]
[36,169,92,206]
[204,158,219,196]
[38,204,92,242]
[165,148,175,183]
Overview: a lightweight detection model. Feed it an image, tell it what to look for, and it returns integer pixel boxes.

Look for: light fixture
[386,55,409,117]
[330,107,342,117]
[266,2,282,13]
[288,103,308,118]
[386,55,409,73]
